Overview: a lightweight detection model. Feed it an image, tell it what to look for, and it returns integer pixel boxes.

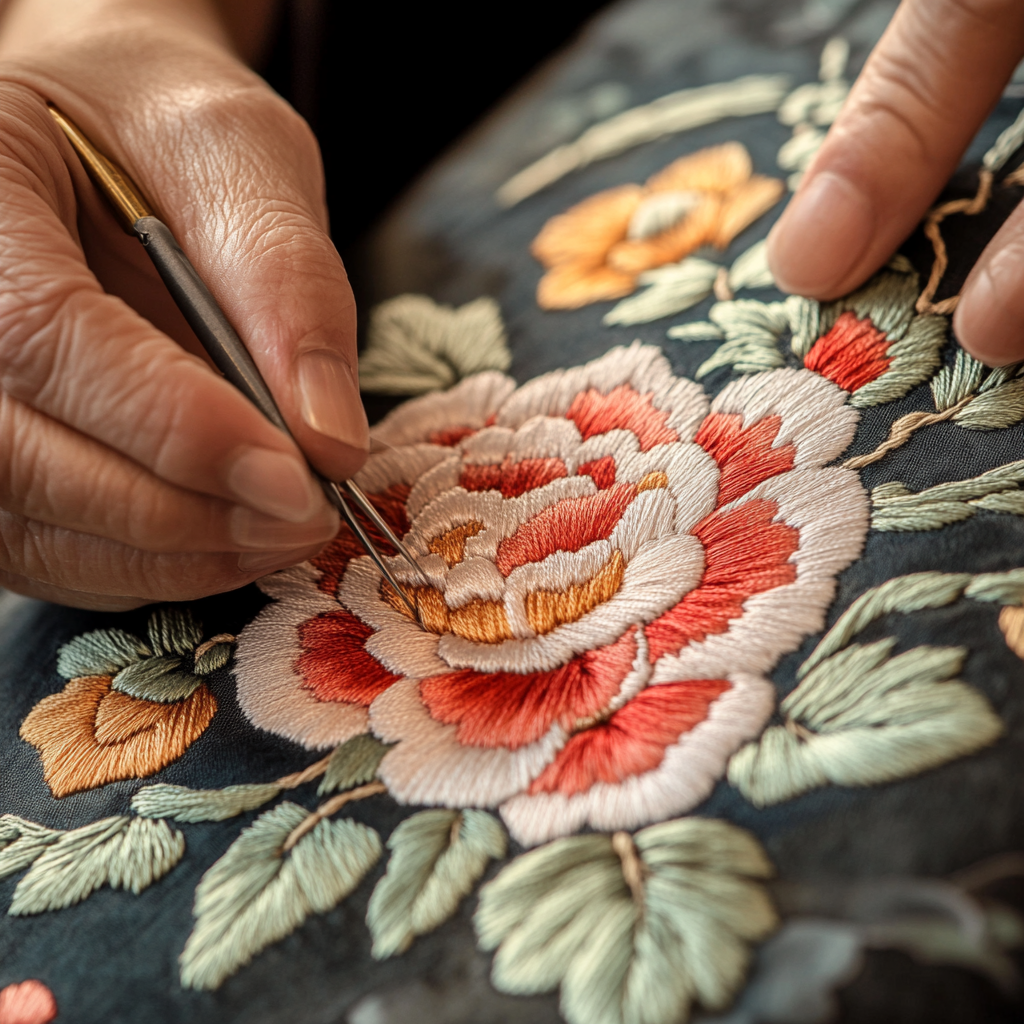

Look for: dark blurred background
[260,0,613,256]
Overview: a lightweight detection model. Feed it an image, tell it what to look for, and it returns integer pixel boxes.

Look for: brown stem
[1003,166,1024,188]
[282,781,387,852]
[843,394,973,470]
[276,751,335,790]
[611,831,647,907]
[916,170,993,315]
[449,812,463,848]
[193,633,236,659]
[949,851,1024,893]
[713,266,733,302]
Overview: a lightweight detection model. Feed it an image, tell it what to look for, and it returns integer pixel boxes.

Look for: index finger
[767,0,1024,300]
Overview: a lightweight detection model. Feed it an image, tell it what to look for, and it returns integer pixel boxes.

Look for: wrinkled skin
[0,0,368,609]
[768,0,1024,367]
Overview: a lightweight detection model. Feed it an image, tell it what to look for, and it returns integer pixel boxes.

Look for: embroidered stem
[276,752,335,790]
[193,634,236,660]
[713,266,734,301]
[282,782,387,852]
[843,394,973,469]
[449,812,463,848]
[611,831,646,907]
[1002,166,1024,188]
[916,170,993,315]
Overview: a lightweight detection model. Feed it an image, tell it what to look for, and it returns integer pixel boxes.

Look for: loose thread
[611,831,646,907]
[282,781,387,852]
[1002,166,1024,188]
[916,170,993,315]
[276,752,335,790]
[843,394,973,469]
[193,634,236,660]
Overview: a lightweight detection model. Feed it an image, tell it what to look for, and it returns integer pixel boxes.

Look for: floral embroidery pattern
[20,609,233,797]
[236,343,867,845]
[531,143,783,310]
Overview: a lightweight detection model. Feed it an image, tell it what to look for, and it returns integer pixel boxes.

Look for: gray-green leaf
[56,628,151,679]
[728,641,1003,806]
[9,817,184,915]
[111,656,203,702]
[194,642,233,675]
[132,782,283,822]
[368,809,506,959]
[476,819,776,1024]
[179,802,381,990]
[148,606,204,657]
[318,734,392,796]
[0,815,60,880]
[954,377,1024,430]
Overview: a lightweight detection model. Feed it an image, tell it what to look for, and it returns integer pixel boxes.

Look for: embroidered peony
[532,143,784,310]
[235,344,868,844]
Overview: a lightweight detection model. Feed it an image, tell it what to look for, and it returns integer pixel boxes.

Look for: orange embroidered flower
[532,143,784,310]
[20,610,232,798]
[235,346,869,846]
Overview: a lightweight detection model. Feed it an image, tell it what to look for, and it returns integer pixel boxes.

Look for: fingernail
[767,171,874,295]
[238,546,319,574]
[955,256,1022,366]
[226,447,320,524]
[229,505,338,549]
[296,350,369,450]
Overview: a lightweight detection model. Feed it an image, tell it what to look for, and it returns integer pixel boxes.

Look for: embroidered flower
[0,981,58,1024]
[20,609,232,798]
[532,143,784,310]
[236,344,868,845]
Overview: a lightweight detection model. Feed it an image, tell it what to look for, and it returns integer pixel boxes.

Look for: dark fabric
[3,1,1024,1022]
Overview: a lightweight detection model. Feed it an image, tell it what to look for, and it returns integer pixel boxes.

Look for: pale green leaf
[476,819,776,1024]
[727,240,774,292]
[728,642,1003,806]
[111,656,202,703]
[604,258,718,326]
[148,606,204,657]
[931,349,984,412]
[318,734,392,796]
[132,782,282,822]
[180,801,381,990]
[0,815,60,880]
[666,322,723,342]
[368,809,506,959]
[964,567,1024,605]
[56,628,150,679]
[955,377,1024,429]
[9,816,184,914]
[785,294,819,358]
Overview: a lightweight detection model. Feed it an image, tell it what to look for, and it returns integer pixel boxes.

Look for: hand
[766,0,1024,365]
[0,0,368,609]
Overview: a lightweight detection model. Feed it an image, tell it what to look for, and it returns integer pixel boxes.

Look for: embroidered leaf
[358,295,511,395]
[179,802,381,990]
[132,782,283,822]
[786,294,820,358]
[728,640,1003,806]
[693,300,789,378]
[368,810,507,959]
[111,656,203,703]
[964,567,1024,605]
[9,817,184,914]
[0,816,60,880]
[848,314,946,409]
[318,734,392,796]
[148,607,204,657]
[667,321,724,342]
[56,629,150,680]
[475,819,776,1024]
[870,461,1024,532]
[931,349,984,411]
[604,258,718,326]
[727,239,774,292]
[954,375,1024,430]
[193,639,234,675]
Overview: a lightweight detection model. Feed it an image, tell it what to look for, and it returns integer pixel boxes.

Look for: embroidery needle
[46,103,423,620]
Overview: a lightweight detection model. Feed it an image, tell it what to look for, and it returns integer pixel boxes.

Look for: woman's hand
[767,0,1024,366]
[0,0,368,609]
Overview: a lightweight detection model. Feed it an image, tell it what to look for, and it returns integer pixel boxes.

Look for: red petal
[646,499,798,662]
[495,483,636,575]
[420,628,637,749]
[566,384,679,452]
[528,679,731,795]
[460,457,568,498]
[696,412,795,508]
[311,484,412,595]
[297,609,401,705]
[429,426,477,446]
[805,311,892,392]
[578,456,617,489]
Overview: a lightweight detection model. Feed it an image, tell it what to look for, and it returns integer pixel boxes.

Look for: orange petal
[536,261,637,310]
[606,196,722,275]
[646,142,753,195]
[999,605,1024,658]
[713,175,785,248]
[20,675,216,798]
[531,184,642,268]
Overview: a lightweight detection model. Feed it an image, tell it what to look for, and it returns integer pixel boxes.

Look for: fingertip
[955,252,1024,368]
[766,170,875,298]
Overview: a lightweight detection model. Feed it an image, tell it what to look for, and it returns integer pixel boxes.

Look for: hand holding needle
[46,104,424,618]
